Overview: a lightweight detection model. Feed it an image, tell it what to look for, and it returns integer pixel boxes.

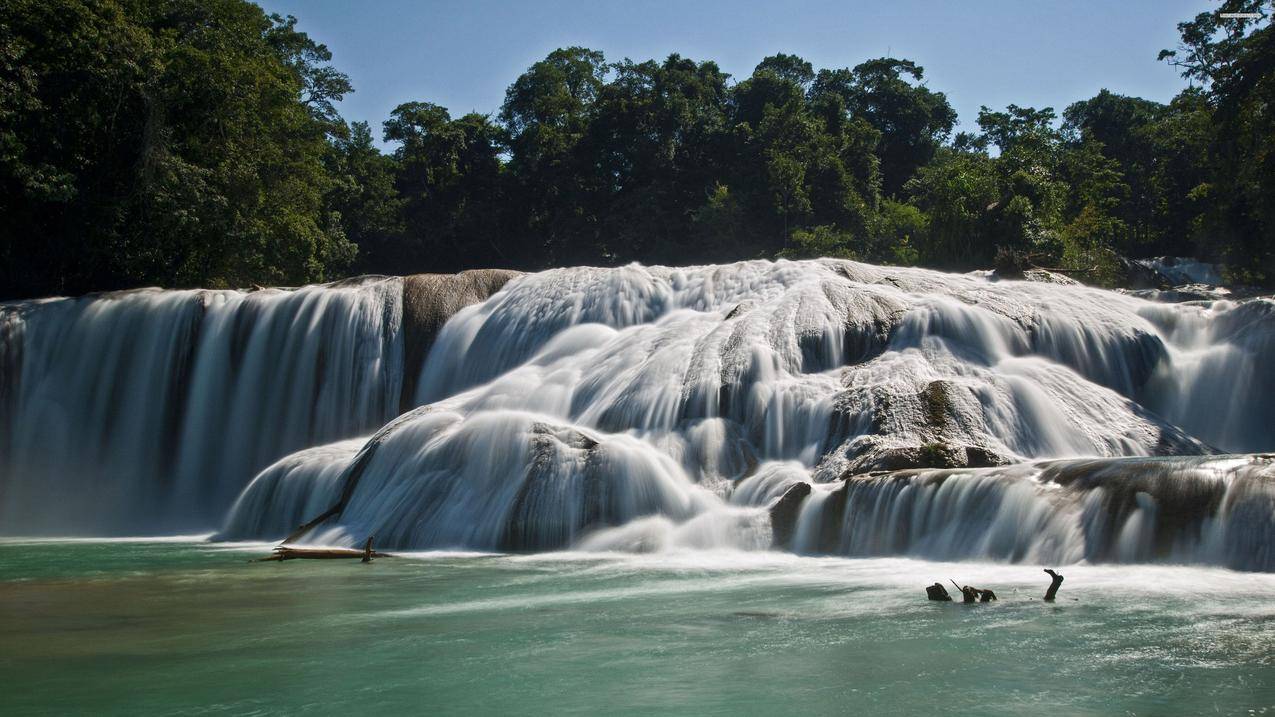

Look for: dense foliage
[2,0,1271,299]
[0,0,354,297]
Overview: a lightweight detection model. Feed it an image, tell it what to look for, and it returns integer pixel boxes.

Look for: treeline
[1,0,1272,300]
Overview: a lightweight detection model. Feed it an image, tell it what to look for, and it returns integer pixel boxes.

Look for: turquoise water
[2,540,1274,715]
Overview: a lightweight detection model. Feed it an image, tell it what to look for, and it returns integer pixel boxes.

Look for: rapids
[3,259,1273,568]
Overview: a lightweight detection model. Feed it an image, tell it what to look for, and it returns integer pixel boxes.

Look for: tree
[1062,90,1165,252]
[1160,1,1274,281]
[384,102,506,270]
[723,57,881,258]
[818,59,957,197]
[976,105,1067,259]
[904,148,999,266]
[500,47,608,266]
[4,3,1268,297]
[0,0,355,298]
[1057,139,1128,283]
[325,121,404,272]
[583,54,730,264]
[755,53,815,89]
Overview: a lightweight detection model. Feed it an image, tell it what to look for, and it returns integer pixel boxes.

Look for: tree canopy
[2,0,1272,299]
[1,0,356,298]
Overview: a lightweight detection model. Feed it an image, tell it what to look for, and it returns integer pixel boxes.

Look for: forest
[1,0,1271,299]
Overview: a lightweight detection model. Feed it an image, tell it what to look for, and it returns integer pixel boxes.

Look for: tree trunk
[1044,569,1064,601]
[254,542,392,563]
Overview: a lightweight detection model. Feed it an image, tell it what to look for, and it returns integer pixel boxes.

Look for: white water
[1137,256,1225,286]
[810,456,1275,570]
[0,278,405,533]
[4,259,1274,567]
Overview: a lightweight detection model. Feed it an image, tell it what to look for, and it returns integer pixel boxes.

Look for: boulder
[768,482,812,549]
[400,269,521,410]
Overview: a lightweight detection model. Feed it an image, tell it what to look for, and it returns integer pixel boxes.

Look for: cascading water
[0,278,405,534]
[778,455,1275,571]
[4,259,1273,569]
[0,271,516,534]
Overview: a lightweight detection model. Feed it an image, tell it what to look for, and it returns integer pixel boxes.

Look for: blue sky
[260,0,1211,148]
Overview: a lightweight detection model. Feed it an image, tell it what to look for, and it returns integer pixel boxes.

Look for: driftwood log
[254,537,392,562]
[1044,568,1064,601]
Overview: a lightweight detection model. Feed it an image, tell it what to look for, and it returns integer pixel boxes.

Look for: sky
[259,0,1212,149]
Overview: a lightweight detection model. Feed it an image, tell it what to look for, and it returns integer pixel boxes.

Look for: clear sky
[259,0,1211,148]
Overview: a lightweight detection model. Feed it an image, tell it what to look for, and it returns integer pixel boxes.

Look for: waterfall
[0,271,517,534]
[4,259,1274,568]
[0,278,405,534]
[784,455,1275,572]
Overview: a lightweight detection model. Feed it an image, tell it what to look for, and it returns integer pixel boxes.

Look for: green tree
[0,0,355,298]
[1062,90,1163,252]
[725,57,881,258]
[383,102,506,271]
[325,121,404,272]
[1160,0,1274,282]
[500,47,607,266]
[873,199,927,265]
[781,225,857,259]
[1057,139,1128,283]
[812,59,956,197]
[976,105,1067,260]
[904,148,999,266]
[583,54,730,264]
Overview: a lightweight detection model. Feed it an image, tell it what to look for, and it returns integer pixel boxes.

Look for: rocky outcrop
[844,441,1010,473]
[1117,256,1166,290]
[768,482,811,549]
[501,422,601,551]
[1021,268,1081,285]
[1038,455,1275,563]
[399,269,521,410]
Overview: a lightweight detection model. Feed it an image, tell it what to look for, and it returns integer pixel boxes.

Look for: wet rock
[1021,268,1081,286]
[1037,456,1266,562]
[400,269,521,410]
[816,481,851,553]
[846,442,1011,473]
[963,445,1005,468]
[1124,285,1232,303]
[768,482,811,549]
[1117,256,1166,290]
[502,423,602,551]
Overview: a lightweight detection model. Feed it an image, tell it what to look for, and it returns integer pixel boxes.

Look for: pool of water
[1,539,1273,715]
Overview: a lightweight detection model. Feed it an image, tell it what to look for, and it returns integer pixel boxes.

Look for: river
[2,539,1273,715]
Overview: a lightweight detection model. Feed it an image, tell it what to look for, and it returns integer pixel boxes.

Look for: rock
[768,482,811,549]
[1020,268,1080,286]
[843,441,1012,473]
[921,381,950,429]
[501,423,602,551]
[813,481,850,552]
[400,270,521,410]
[963,445,1006,468]
[1117,256,1166,290]
[1124,284,1232,303]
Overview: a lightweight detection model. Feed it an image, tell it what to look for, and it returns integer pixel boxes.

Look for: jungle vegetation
[1,0,1271,299]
